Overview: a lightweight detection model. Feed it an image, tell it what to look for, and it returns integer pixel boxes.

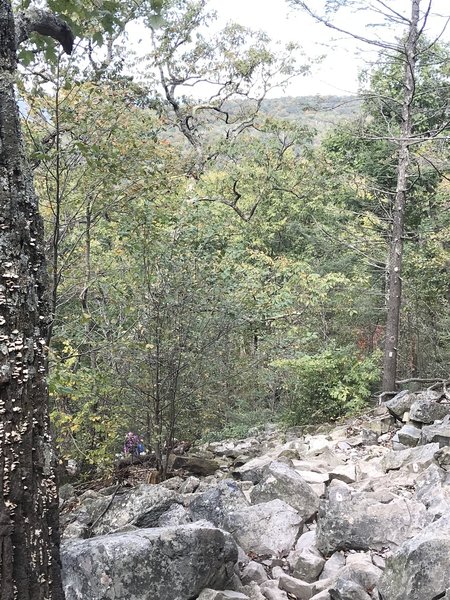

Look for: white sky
[206,0,450,97]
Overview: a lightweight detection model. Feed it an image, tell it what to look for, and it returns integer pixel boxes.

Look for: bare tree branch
[290,1,400,51]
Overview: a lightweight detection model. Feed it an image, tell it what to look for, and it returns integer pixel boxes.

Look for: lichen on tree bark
[0,1,71,597]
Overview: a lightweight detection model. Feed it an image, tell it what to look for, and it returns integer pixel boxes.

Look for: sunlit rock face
[62,522,237,600]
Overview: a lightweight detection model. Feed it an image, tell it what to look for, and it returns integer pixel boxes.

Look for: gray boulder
[396,424,421,447]
[329,463,357,484]
[189,479,249,527]
[316,480,429,554]
[409,399,450,424]
[378,514,450,600]
[90,484,182,536]
[250,461,319,521]
[415,463,450,520]
[382,443,439,474]
[435,446,450,471]
[241,562,268,586]
[179,475,200,494]
[157,503,191,527]
[421,415,450,447]
[170,453,220,476]
[278,573,314,599]
[223,499,302,557]
[288,530,325,582]
[233,455,274,483]
[260,580,289,600]
[290,547,325,583]
[62,522,237,600]
[329,580,371,600]
[319,552,346,580]
[385,391,414,420]
[198,591,250,600]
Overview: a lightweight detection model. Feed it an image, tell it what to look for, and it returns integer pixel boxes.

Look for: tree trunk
[0,2,64,598]
[382,0,421,393]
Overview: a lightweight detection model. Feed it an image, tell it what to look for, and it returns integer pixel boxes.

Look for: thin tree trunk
[382,0,421,393]
[0,3,65,598]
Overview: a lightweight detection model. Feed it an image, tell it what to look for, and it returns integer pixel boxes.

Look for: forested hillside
[261,95,361,134]
[13,0,450,478]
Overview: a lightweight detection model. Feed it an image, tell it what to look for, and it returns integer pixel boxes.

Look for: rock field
[60,388,450,600]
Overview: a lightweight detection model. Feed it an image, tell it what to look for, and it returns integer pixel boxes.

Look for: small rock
[241,562,268,586]
[260,580,289,600]
[289,548,325,583]
[396,424,421,448]
[329,464,356,484]
[435,446,450,471]
[179,476,200,494]
[361,429,378,446]
[278,573,313,599]
[198,591,250,600]
[319,552,346,580]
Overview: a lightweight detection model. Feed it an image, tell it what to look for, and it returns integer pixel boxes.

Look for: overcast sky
[206,0,450,97]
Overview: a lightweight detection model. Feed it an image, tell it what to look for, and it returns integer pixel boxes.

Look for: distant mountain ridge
[260,95,361,133]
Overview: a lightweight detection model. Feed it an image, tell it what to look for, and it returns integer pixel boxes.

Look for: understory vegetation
[18,0,450,475]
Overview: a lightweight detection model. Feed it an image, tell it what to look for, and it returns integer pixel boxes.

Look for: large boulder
[62,522,237,600]
[409,398,450,424]
[328,554,382,600]
[316,480,429,555]
[396,424,421,447]
[421,415,450,447]
[378,514,450,600]
[169,453,220,476]
[386,390,441,421]
[61,485,183,539]
[415,463,450,520]
[385,391,415,420]
[223,499,302,557]
[250,461,320,521]
[90,484,183,536]
[382,443,440,474]
[189,479,249,527]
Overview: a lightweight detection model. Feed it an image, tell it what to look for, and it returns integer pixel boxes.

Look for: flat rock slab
[316,480,430,555]
[382,443,439,474]
[233,455,274,483]
[329,463,356,484]
[198,591,249,600]
[62,522,237,600]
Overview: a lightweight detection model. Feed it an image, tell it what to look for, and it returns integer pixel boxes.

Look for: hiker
[123,431,144,456]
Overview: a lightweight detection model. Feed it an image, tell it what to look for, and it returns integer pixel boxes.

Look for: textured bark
[0,2,65,598]
[382,0,421,393]
[16,8,74,54]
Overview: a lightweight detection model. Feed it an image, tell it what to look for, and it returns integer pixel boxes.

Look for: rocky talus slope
[60,389,450,600]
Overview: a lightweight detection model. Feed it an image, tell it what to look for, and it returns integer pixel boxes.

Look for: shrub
[272,348,380,426]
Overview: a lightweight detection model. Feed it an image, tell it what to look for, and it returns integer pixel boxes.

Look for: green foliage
[49,348,122,473]
[17,0,450,477]
[274,349,380,426]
